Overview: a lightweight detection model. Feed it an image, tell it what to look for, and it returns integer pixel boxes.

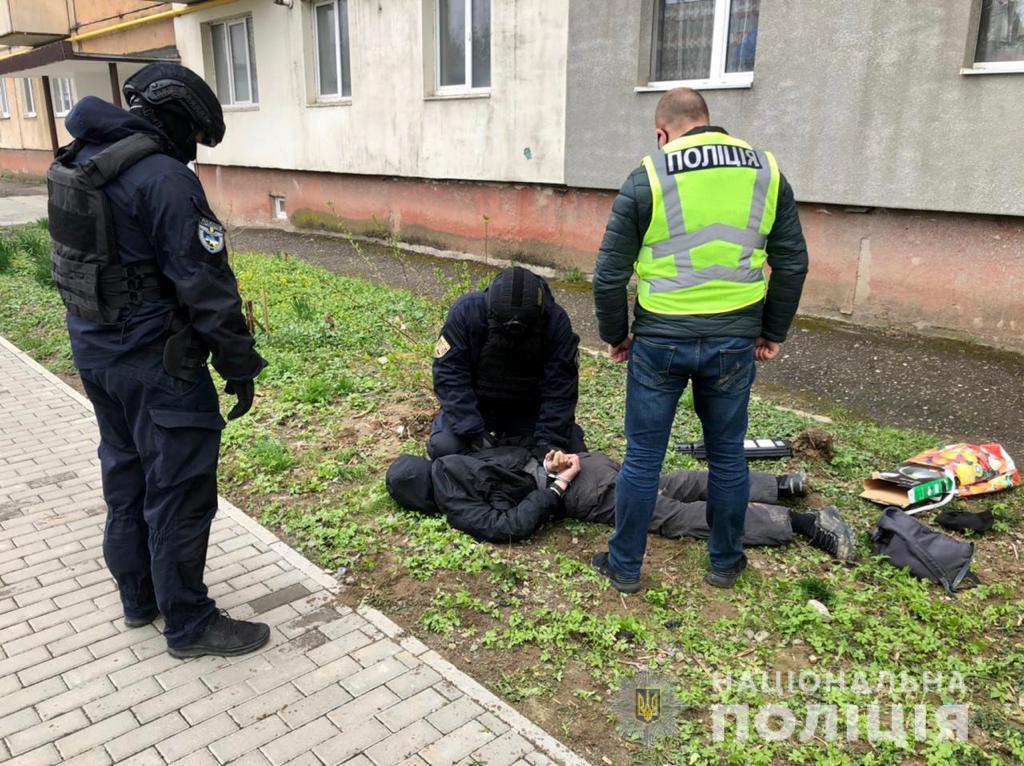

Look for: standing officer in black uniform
[47,63,269,658]
[430,266,586,459]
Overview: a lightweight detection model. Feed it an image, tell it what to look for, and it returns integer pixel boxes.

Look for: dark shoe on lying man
[777,470,808,498]
[168,611,271,659]
[705,554,748,589]
[590,552,642,594]
[807,506,857,562]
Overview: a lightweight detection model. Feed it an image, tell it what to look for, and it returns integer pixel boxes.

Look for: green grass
[560,266,587,284]
[0,222,72,375]
[1,223,1021,765]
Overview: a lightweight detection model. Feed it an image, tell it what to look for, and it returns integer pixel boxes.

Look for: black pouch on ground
[935,509,995,534]
[868,507,979,594]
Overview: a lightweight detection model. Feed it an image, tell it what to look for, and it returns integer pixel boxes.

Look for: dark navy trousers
[79,351,225,648]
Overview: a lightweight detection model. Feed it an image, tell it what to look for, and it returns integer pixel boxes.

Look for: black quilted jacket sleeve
[593,166,650,346]
[760,175,809,342]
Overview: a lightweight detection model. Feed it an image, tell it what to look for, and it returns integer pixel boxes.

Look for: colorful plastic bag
[907,443,1019,497]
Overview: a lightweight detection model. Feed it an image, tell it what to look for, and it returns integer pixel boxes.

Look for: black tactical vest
[473,326,547,404]
[47,133,169,324]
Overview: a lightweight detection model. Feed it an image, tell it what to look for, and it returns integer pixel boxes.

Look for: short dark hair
[655,88,710,131]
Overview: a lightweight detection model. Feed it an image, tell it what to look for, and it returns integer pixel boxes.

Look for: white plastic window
[314,0,352,99]
[974,0,1024,70]
[52,78,75,117]
[21,79,36,117]
[210,17,259,105]
[436,0,490,92]
[650,0,759,89]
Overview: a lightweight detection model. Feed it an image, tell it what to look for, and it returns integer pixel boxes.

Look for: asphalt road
[233,226,1024,461]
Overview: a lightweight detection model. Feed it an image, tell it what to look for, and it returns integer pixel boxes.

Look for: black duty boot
[590,552,642,594]
[168,611,271,659]
[124,610,159,629]
[777,470,808,498]
[807,507,857,562]
[705,554,748,589]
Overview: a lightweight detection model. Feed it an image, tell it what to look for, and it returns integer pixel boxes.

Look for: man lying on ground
[385,447,856,561]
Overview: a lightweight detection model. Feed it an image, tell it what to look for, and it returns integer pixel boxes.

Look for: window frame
[0,80,9,119]
[312,0,352,102]
[21,78,36,118]
[644,0,756,92]
[52,77,75,117]
[209,15,259,106]
[434,0,491,95]
[963,0,1024,74]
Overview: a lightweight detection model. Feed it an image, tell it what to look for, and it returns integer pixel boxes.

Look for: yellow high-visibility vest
[637,131,780,315]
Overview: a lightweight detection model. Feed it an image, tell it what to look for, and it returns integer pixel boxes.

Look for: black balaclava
[474,267,550,403]
[486,266,548,338]
[132,100,199,163]
[385,456,439,515]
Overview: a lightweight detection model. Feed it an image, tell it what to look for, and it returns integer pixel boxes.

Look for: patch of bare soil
[791,427,836,463]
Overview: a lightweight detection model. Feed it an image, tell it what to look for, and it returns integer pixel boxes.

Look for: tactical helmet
[123,63,225,147]
[486,266,548,336]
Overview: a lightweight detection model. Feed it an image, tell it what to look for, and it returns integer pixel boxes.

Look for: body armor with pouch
[47,133,172,324]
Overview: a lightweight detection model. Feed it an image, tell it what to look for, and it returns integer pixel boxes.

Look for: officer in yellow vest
[591,88,809,592]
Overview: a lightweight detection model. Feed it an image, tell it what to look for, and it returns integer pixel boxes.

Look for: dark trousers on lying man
[567,453,792,545]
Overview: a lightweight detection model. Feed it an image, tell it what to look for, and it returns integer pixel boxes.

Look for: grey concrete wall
[565,0,1024,217]
[177,0,570,186]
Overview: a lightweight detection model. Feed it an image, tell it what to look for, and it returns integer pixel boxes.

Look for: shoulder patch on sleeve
[198,218,225,254]
[434,334,452,359]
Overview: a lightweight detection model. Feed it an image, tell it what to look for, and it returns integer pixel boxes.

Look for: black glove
[225,379,255,420]
[469,432,497,452]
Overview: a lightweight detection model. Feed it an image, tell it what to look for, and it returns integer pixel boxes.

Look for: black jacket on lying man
[385,448,855,560]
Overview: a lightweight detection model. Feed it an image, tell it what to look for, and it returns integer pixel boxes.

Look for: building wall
[73,1,176,57]
[0,78,57,151]
[0,147,51,175]
[73,0,172,26]
[551,0,1024,350]
[186,0,1023,351]
[176,0,569,185]
[564,0,1024,218]
[0,67,128,165]
[197,164,609,265]
[202,162,1024,351]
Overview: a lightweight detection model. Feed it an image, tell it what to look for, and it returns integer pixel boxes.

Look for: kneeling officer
[430,266,585,459]
[48,63,268,658]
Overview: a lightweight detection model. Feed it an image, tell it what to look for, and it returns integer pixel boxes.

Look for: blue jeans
[608,336,756,577]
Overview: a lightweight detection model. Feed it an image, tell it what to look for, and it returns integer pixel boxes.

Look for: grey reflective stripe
[649,223,767,257]
[747,151,772,232]
[649,266,764,293]
[651,153,685,237]
[648,146,770,296]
